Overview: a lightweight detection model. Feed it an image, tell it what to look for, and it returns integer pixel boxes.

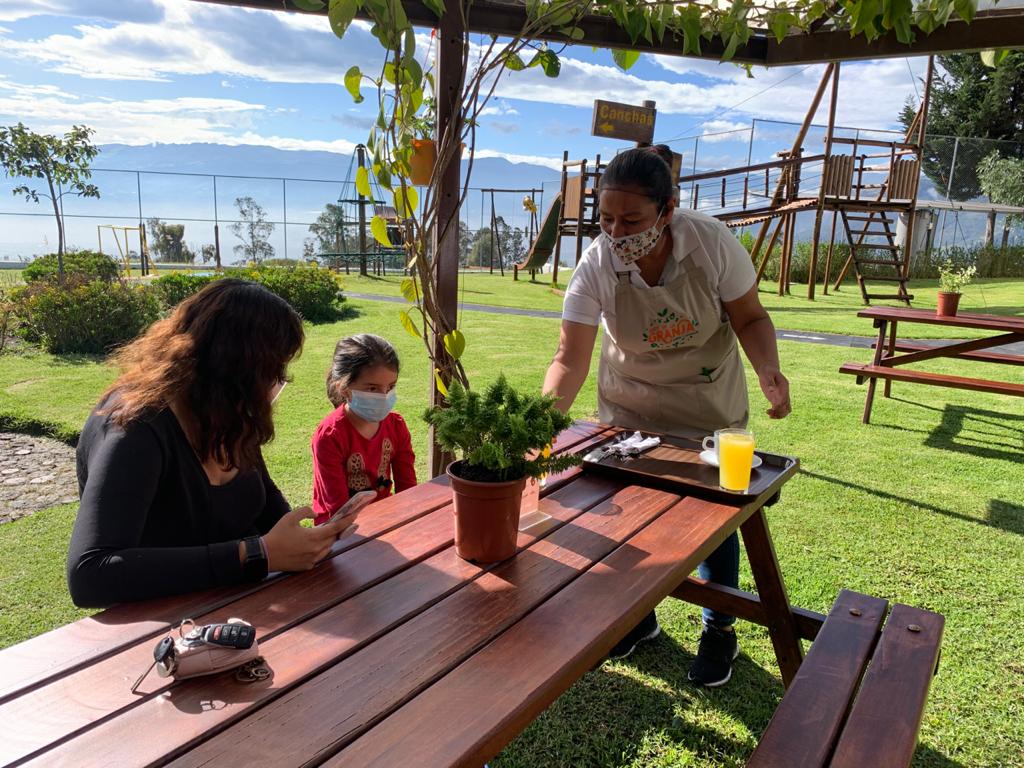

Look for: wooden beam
[809,61,840,301]
[428,0,465,477]
[192,2,1024,66]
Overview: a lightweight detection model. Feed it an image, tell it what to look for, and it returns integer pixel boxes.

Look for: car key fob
[201,622,256,649]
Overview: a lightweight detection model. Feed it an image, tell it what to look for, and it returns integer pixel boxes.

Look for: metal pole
[213,175,222,269]
[136,172,146,275]
[689,137,699,207]
[946,136,959,202]
[282,178,288,260]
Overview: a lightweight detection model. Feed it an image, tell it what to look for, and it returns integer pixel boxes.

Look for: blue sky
[0,0,933,173]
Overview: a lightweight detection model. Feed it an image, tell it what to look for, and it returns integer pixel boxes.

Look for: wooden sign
[591,100,656,143]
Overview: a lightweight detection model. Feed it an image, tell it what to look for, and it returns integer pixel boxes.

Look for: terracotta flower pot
[409,138,436,186]
[446,460,526,564]
[936,291,961,317]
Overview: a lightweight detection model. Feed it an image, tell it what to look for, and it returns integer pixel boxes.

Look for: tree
[0,123,99,280]
[231,196,275,264]
[307,203,348,264]
[147,218,187,262]
[978,151,1024,227]
[901,53,1024,200]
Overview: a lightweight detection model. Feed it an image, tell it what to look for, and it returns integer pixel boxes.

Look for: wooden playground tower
[544,58,934,305]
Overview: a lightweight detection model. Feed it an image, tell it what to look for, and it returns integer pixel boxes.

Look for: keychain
[131,617,266,693]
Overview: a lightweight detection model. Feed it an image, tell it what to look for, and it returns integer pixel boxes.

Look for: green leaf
[399,308,421,338]
[535,49,561,78]
[979,49,1010,68]
[500,52,525,73]
[375,162,392,191]
[344,65,363,103]
[291,0,325,10]
[443,329,466,360]
[768,11,793,43]
[953,0,976,23]
[356,166,373,199]
[679,5,703,55]
[433,368,449,398]
[328,0,359,38]
[371,214,392,246]
[612,49,640,71]
[562,26,586,41]
[399,277,418,302]
[422,0,444,19]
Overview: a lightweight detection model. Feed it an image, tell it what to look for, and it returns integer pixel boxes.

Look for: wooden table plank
[0,478,454,705]
[0,422,612,706]
[19,476,621,768]
[329,496,749,768]
[856,307,1024,333]
[166,483,684,768]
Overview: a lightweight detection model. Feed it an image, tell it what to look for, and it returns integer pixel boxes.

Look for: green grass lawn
[342,271,1024,340]
[1,297,1023,766]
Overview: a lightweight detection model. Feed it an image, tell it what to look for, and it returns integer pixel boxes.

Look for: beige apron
[597,249,749,439]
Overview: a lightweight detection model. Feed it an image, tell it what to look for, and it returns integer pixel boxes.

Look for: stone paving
[0,433,78,524]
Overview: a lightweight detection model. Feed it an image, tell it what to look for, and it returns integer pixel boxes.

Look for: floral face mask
[603,209,667,264]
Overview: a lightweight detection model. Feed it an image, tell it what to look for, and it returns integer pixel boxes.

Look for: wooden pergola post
[428,0,465,477]
[808,61,840,300]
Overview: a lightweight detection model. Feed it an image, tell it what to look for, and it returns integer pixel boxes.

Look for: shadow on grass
[923,404,1024,464]
[496,632,778,767]
[497,630,966,768]
[799,468,1023,536]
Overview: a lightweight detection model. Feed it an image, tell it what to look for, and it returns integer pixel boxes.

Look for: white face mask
[603,209,667,264]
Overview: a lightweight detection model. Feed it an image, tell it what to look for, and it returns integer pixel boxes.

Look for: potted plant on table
[936,260,977,317]
[424,374,580,564]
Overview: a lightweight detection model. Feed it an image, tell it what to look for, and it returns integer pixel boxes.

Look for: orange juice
[719,431,755,491]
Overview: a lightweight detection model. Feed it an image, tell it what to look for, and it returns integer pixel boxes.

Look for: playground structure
[97,224,152,277]
[320,145,406,276]
[473,187,541,277]
[542,59,938,305]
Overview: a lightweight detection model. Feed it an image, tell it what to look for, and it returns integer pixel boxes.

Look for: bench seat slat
[747,589,889,768]
[829,604,944,768]
[839,363,1024,397]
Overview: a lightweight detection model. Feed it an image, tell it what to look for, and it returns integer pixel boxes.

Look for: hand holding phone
[327,490,377,538]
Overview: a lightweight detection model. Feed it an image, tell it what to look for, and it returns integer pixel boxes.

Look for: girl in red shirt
[311,334,417,525]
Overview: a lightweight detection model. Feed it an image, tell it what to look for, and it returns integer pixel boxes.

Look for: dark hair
[326,333,400,407]
[103,279,304,470]
[644,143,675,167]
[599,148,674,209]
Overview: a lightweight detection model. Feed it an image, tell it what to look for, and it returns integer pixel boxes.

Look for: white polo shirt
[562,208,756,336]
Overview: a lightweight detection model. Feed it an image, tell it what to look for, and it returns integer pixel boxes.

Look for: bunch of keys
[131,617,266,693]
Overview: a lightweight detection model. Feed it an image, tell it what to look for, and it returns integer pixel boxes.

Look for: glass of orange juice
[717,429,756,492]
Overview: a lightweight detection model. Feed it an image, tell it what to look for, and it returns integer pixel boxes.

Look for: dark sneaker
[607,611,661,660]
[688,625,739,687]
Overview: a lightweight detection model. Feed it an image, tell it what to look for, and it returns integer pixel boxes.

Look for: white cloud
[698,119,752,140]
[0,75,358,154]
[0,0,164,23]
[0,0,385,84]
[473,149,562,171]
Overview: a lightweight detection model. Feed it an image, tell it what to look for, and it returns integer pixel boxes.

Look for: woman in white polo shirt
[543,147,791,687]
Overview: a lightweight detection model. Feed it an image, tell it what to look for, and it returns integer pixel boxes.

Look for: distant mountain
[0,142,563,261]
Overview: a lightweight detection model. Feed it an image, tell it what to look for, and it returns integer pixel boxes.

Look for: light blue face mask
[348,389,397,423]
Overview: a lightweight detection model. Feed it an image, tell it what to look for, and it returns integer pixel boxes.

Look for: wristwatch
[241,535,269,581]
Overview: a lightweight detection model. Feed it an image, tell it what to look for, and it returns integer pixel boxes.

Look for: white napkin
[607,431,661,457]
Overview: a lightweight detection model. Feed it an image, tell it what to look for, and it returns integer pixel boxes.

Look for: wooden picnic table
[0,421,813,768]
[839,306,1024,423]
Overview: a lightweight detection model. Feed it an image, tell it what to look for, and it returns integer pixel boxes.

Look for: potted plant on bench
[424,374,580,564]
[936,260,976,317]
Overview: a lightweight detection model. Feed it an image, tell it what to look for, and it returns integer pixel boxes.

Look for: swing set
[97,224,152,277]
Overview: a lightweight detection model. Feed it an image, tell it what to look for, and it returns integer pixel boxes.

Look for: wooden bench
[748,589,944,768]
[839,362,1024,398]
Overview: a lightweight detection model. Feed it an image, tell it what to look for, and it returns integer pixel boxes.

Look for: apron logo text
[643,308,700,349]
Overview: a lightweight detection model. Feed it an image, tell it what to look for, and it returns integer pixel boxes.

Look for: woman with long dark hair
[68,279,347,607]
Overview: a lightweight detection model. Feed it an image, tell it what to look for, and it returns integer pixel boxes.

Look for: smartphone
[327,490,377,537]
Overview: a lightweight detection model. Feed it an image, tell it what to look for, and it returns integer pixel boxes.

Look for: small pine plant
[424,374,581,483]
